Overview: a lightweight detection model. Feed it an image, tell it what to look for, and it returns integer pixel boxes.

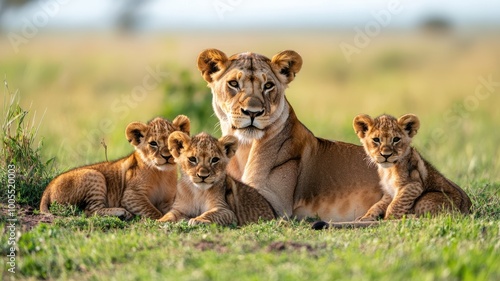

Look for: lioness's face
[168,132,238,190]
[197,49,302,143]
[353,114,420,168]
[126,115,190,171]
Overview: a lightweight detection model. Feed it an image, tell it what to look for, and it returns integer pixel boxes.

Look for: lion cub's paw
[384,213,415,220]
[356,215,378,222]
[384,212,403,220]
[157,213,176,222]
[115,209,134,221]
[188,218,211,226]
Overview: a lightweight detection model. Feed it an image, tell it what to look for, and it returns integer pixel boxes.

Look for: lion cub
[40,116,190,220]
[353,114,472,220]
[158,132,275,226]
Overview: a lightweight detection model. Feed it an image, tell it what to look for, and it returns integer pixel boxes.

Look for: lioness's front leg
[242,159,298,218]
[385,183,424,219]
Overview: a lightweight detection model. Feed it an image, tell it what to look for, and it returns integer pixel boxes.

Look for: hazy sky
[2,0,500,31]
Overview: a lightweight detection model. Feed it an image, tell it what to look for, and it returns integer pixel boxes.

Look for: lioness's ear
[219,135,238,159]
[197,49,229,83]
[271,50,303,84]
[168,132,191,159]
[353,114,374,139]
[172,115,191,136]
[126,122,149,146]
[398,114,420,138]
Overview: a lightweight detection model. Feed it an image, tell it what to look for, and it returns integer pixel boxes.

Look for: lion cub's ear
[172,115,191,136]
[126,122,149,147]
[353,114,374,139]
[271,50,303,84]
[197,49,229,83]
[398,114,420,138]
[168,131,191,159]
[218,135,238,159]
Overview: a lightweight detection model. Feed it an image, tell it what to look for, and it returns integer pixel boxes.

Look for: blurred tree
[420,16,453,35]
[0,0,31,32]
[115,0,150,33]
[0,0,150,33]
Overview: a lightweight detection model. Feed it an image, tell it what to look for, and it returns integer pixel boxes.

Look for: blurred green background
[0,0,499,186]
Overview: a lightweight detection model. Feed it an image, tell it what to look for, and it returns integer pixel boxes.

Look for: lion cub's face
[353,114,420,168]
[126,115,190,171]
[168,132,238,190]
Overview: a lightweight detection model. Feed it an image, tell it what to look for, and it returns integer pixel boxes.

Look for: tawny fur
[39,116,190,219]
[353,114,472,220]
[197,49,382,221]
[158,132,275,226]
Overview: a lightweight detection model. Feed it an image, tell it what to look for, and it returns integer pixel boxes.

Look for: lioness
[40,116,190,219]
[353,113,472,220]
[158,132,275,226]
[197,49,382,221]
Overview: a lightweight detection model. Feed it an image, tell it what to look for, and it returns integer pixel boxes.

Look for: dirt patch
[1,203,54,231]
[266,241,316,253]
[193,239,228,253]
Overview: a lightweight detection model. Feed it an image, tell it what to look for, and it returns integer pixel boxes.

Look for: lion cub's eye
[228,80,239,88]
[210,157,220,164]
[188,157,197,164]
[393,137,401,143]
[263,82,275,90]
[149,141,158,147]
[372,138,380,144]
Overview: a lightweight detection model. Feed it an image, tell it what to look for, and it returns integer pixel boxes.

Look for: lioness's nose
[241,108,264,119]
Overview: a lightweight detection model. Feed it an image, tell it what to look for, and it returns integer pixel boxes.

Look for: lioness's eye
[228,80,239,88]
[149,141,158,147]
[211,157,220,164]
[372,138,380,144]
[393,137,401,143]
[188,157,197,164]
[264,82,275,90]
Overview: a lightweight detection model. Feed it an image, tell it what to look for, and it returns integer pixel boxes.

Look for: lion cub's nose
[380,151,393,160]
[198,174,209,181]
[197,168,210,180]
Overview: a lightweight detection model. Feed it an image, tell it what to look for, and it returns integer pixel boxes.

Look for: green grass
[1,211,499,280]
[0,33,499,280]
[1,81,55,207]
